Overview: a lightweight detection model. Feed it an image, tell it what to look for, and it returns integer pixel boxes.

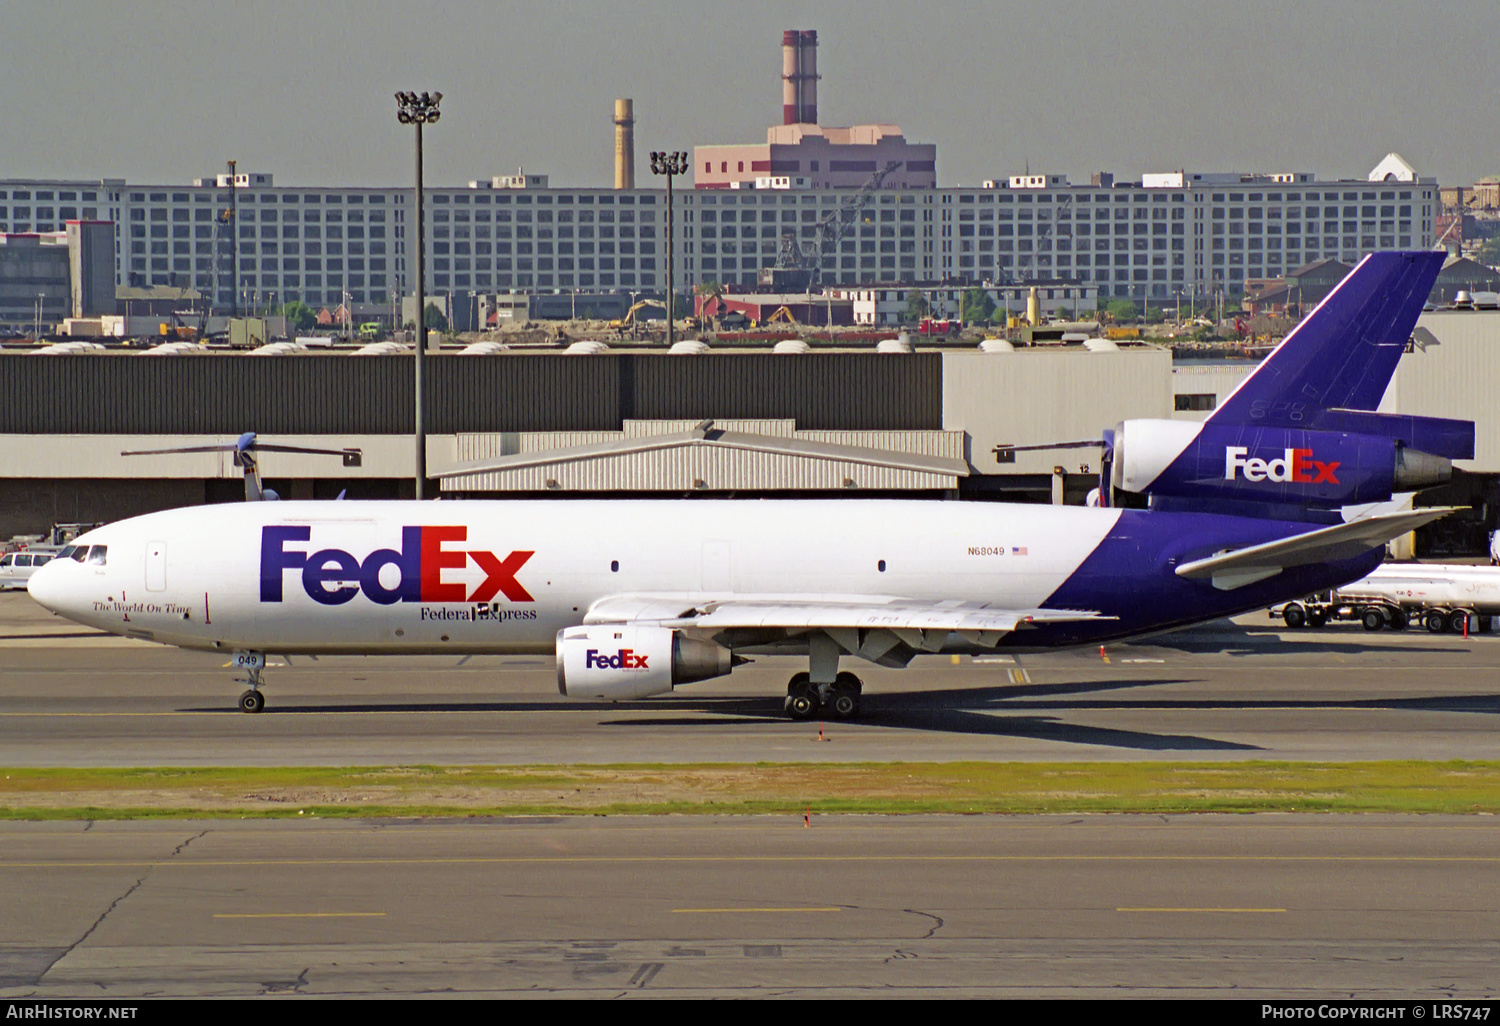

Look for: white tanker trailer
[1275,563,1500,633]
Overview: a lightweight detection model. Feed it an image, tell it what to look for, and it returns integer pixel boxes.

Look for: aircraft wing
[1174,507,1462,591]
[583,593,1111,656]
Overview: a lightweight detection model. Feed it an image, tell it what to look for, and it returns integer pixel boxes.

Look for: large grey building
[0,158,1438,320]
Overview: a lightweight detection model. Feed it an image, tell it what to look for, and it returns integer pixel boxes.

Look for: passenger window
[86,546,108,565]
[0,554,12,566]
[33,555,51,566]
[16,555,32,567]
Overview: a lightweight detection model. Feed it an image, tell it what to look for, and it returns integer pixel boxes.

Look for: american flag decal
[1012,546,1028,555]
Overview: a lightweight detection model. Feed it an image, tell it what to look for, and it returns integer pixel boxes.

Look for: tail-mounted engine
[1109,415,1469,514]
[556,625,736,700]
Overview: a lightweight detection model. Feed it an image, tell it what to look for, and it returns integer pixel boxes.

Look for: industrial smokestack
[798,30,818,125]
[613,98,635,189]
[782,30,800,125]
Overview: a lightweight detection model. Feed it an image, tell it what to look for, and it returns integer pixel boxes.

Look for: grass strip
[1,761,1498,820]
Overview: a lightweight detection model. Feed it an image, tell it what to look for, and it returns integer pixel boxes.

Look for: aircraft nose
[26,558,70,614]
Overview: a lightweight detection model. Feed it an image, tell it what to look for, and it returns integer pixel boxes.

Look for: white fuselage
[28,499,1123,655]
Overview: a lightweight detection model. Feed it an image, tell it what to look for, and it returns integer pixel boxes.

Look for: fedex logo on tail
[261,525,534,606]
[1224,447,1340,485]
[585,648,649,670]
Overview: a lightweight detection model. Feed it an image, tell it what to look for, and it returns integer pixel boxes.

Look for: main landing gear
[232,651,267,714]
[784,632,865,721]
[784,671,864,721]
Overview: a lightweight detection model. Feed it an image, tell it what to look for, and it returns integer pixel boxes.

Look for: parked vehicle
[1273,563,1500,634]
[0,549,60,591]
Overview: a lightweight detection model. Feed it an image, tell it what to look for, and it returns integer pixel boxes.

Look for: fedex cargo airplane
[27,253,1473,718]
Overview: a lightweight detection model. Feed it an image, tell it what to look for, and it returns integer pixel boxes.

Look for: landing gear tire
[784,673,819,720]
[1360,607,1386,632]
[827,672,864,720]
[1425,610,1448,634]
[238,689,265,714]
[784,690,819,721]
[1282,603,1306,629]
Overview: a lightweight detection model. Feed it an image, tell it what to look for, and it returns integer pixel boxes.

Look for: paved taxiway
[1,593,1496,765]
[2,814,1498,998]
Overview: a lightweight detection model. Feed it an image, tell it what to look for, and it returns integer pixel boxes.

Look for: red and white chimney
[782,30,800,125]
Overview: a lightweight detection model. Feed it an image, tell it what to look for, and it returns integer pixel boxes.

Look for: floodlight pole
[396,90,442,499]
[651,151,688,348]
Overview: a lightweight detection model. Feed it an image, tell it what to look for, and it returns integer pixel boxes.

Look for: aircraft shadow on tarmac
[599,677,1268,752]
[177,672,1497,752]
[1141,620,1474,657]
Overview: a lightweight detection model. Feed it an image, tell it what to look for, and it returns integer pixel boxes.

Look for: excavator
[750,306,798,328]
[609,299,669,338]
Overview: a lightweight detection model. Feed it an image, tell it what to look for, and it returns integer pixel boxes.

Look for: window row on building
[0,176,1438,305]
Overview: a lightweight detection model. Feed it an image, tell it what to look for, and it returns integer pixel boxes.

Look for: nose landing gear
[232,651,267,714]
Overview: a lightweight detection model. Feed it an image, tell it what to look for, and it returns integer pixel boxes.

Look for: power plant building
[694,29,937,191]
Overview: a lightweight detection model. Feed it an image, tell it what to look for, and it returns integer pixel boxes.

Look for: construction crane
[762,161,904,290]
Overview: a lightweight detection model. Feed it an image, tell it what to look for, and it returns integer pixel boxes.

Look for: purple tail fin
[1208,252,1444,428]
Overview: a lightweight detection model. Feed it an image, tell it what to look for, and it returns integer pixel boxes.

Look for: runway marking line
[212,912,386,919]
[672,907,840,914]
[1117,907,1286,913]
[7,854,1500,869]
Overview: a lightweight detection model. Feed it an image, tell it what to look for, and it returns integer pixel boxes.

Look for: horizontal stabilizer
[1175,507,1461,590]
[1314,409,1475,461]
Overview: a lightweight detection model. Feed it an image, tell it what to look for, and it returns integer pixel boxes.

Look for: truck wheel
[1449,610,1471,634]
[1479,615,1494,634]
[1389,610,1409,631]
[1282,603,1306,629]
[1360,607,1386,632]
[1425,610,1448,633]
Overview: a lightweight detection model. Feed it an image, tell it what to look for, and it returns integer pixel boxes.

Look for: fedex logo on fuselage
[260,525,534,606]
[1224,446,1340,484]
[585,648,649,670]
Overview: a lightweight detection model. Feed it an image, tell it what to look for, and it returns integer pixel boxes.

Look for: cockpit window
[56,546,76,561]
[86,546,108,566]
[70,547,89,562]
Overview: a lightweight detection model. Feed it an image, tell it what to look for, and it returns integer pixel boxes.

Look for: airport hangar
[0,308,1496,556]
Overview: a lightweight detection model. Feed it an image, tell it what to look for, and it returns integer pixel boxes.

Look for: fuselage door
[145,542,167,592]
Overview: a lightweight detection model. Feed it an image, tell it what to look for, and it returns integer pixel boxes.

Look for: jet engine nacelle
[1111,419,1451,509]
[556,625,735,700]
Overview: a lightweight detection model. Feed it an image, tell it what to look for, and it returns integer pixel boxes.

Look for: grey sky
[2,0,1494,189]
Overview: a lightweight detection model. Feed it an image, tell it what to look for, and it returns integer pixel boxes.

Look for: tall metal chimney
[798,30,819,125]
[613,98,635,189]
[782,30,801,125]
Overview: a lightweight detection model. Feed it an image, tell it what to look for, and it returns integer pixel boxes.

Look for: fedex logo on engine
[1224,446,1340,484]
[585,648,649,670]
[260,525,534,606]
